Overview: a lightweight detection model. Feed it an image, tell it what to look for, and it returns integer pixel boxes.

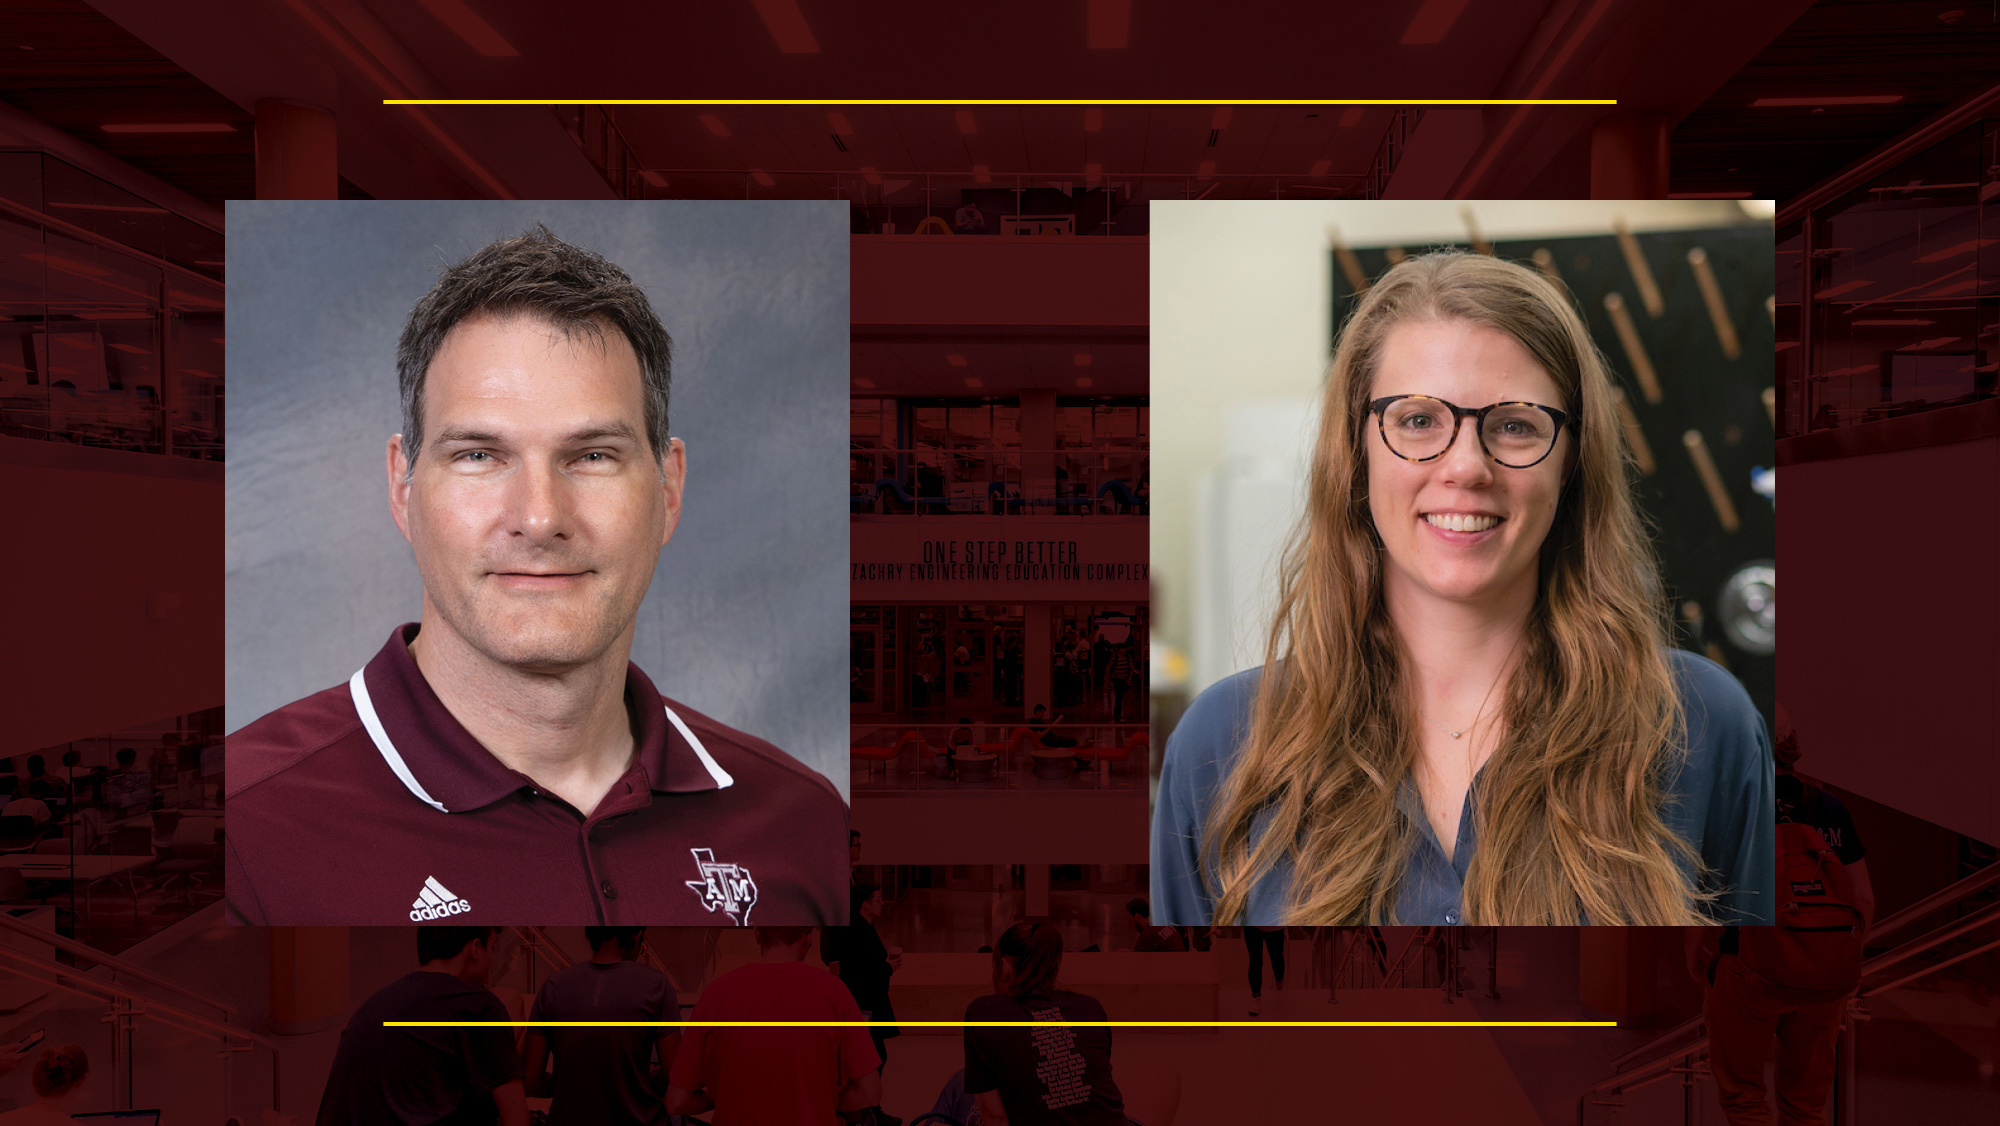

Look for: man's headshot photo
[225,201,849,924]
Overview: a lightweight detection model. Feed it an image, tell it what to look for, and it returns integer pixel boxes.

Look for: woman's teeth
[1425,513,1499,533]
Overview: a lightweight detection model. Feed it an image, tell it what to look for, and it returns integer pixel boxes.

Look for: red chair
[851,731,913,783]
[1082,731,1148,782]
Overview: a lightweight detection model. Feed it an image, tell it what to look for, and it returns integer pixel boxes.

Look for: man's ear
[659,437,687,547]
[388,434,415,544]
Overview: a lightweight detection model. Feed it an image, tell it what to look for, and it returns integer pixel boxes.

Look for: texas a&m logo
[686,848,758,924]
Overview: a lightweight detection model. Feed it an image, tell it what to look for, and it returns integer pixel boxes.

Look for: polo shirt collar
[349,624,732,813]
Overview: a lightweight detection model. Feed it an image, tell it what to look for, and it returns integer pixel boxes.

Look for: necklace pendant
[1449,730,1462,739]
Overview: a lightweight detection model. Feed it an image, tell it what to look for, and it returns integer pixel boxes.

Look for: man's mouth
[1422,512,1503,533]
[491,570,590,587]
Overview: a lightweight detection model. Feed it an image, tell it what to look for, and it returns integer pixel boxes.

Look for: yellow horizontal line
[387,1020,1616,1028]
[383,98,1617,107]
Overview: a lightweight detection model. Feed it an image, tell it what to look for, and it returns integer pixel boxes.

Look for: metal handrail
[1584,894,2000,1120]
[1609,862,2000,1072]
[0,942,279,1111]
[0,911,235,1018]
[1866,862,2000,943]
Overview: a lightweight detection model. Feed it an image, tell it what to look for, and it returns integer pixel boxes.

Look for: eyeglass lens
[1380,399,1556,466]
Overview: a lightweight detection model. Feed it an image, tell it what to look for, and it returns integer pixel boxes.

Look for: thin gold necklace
[1422,648,1511,741]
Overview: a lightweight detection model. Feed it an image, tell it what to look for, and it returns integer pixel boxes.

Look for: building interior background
[0,0,1996,1121]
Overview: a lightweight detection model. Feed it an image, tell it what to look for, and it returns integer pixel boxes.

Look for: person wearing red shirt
[668,926,881,1124]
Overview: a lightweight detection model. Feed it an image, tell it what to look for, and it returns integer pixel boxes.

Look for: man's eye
[459,451,491,462]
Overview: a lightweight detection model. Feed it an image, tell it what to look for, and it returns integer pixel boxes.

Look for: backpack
[1737,788,1865,1003]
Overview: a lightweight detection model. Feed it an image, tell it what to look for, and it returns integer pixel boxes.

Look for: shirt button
[600,879,617,900]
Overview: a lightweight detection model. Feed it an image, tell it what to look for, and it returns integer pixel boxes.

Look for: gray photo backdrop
[226,200,849,799]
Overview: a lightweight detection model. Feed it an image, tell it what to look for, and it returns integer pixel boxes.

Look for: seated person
[1026,705,1077,748]
[1126,898,1186,952]
[21,756,65,798]
[1,778,51,826]
[928,1069,986,1126]
[964,922,1130,1125]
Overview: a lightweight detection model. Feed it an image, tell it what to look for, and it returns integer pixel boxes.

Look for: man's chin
[462,617,621,674]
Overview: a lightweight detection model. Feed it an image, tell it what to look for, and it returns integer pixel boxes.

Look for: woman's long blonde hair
[1202,250,1707,926]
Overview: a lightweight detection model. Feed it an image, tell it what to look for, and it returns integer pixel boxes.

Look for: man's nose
[505,460,571,545]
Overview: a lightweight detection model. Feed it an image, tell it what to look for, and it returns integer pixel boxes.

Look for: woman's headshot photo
[1148,201,1777,926]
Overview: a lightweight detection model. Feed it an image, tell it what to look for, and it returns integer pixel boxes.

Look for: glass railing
[0,909,279,1116]
[850,721,1148,791]
[849,447,1148,516]
[0,186,224,460]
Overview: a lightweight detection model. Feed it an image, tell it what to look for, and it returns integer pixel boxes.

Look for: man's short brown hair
[755,926,813,948]
[396,224,673,473]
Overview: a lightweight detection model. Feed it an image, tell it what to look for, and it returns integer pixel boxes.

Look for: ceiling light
[1210,107,1232,129]
[956,110,977,134]
[1911,337,1961,349]
[1074,353,1092,366]
[853,377,876,389]
[700,114,730,137]
[1076,376,1094,388]
[47,201,167,213]
[750,0,820,53]
[101,123,235,133]
[827,112,854,136]
[973,165,991,183]
[1086,0,1130,48]
[1852,319,1933,326]
[639,169,667,187]
[946,354,968,367]
[1339,107,1363,128]
[964,376,983,388]
[751,170,774,186]
[1751,95,1903,106]
[1084,108,1103,132]
[1400,0,1471,44]
[1196,161,1215,180]
[107,343,150,355]
[416,0,519,56]
[1309,159,1330,176]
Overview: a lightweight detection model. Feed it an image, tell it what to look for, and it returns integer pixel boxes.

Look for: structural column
[1025,863,1052,917]
[1589,111,1670,200]
[1578,927,1658,1021]
[268,926,349,1034]
[1025,603,1052,715]
[255,99,338,200]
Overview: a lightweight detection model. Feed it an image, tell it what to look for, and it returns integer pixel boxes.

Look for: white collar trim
[349,667,450,813]
[348,667,732,803]
[664,702,735,789]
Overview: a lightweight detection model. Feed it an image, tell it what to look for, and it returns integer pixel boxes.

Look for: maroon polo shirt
[226,624,847,925]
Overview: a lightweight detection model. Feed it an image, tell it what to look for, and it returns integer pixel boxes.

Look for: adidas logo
[408,876,473,921]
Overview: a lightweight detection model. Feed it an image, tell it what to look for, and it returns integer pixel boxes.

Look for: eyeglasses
[1368,394,1572,469]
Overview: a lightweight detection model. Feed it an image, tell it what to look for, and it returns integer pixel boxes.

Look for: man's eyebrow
[562,421,643,444]
[430,427,501,447]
